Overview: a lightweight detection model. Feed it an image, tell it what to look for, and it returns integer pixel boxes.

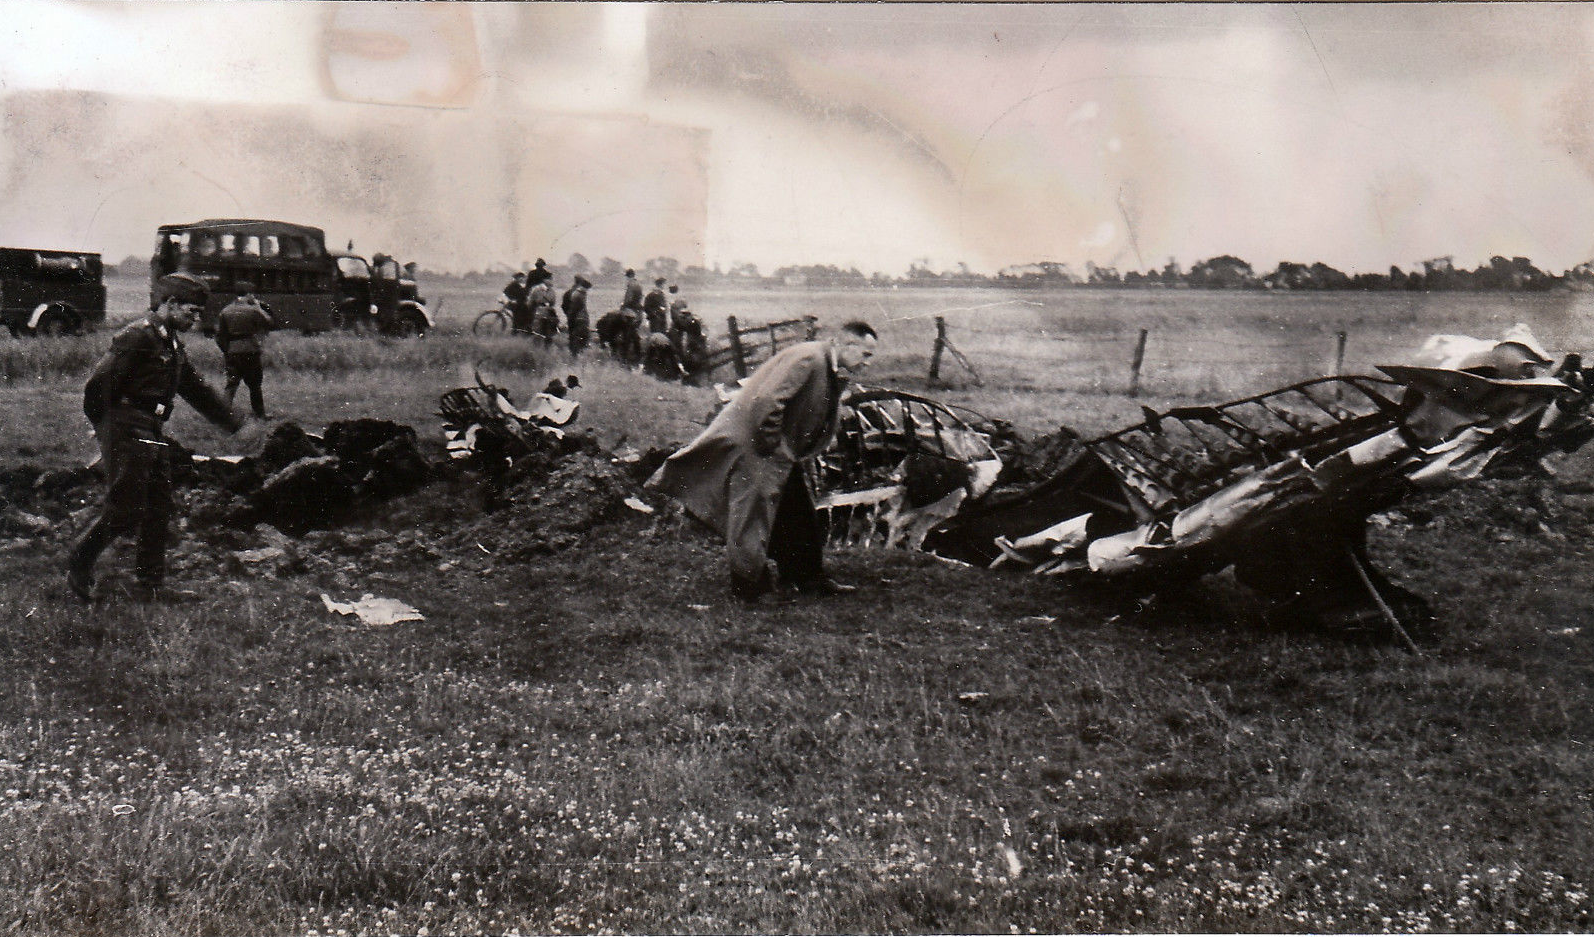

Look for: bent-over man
[647,320,879,603]
[67,273,253,602]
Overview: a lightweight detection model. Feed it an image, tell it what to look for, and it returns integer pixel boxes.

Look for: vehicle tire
[332,300,362,332]
[472,309,509,336]
[394,314,427,338]
[34,304,78,337]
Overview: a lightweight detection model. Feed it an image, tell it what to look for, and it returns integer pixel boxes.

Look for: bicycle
[472,301,513,336]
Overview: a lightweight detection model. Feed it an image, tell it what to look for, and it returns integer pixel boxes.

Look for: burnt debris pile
[182,419,433,535]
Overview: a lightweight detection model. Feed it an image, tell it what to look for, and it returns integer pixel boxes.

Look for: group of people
[500,265,712,383]
[64,268,884,610]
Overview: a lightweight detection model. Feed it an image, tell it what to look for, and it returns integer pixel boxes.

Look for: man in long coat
[648,320,879,602]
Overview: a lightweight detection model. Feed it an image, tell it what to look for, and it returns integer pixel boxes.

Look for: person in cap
[216,288,275,419]
[500,271,532,334]
[67,273,255,602]
[528,275,559,349]
[643,277,669,334]
[528,257,551,287]
[647,320,880,603]
[562,276,592,356]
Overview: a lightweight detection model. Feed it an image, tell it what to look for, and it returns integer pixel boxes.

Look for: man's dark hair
[838,320,878,341]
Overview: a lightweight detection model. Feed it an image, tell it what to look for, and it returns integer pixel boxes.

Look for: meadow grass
[3,286,1593,933]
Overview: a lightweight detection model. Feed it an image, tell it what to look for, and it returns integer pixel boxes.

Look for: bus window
[241,236,260,257]
[193,233,217,257]
[261,235,279,258]
[219,234,237,255]
[282,237,305,259]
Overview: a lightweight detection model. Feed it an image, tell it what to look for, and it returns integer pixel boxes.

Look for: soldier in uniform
[66,273,254,602]
[528,276,559,349]
[216,289,275,419]
[643,277,669,334]
[562,276,592,357]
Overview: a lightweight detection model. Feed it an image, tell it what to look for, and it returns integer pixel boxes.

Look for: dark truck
[330,251,431,337]
[152,219,429,337]
[0,246,106,337]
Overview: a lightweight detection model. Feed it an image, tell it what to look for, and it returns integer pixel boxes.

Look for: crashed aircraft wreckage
[810,332,1594,641]
[435,330,1592,642]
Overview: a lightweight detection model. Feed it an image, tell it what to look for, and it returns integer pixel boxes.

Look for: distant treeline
[103,251,1594,292]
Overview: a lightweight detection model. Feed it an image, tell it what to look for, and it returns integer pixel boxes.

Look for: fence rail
[927,317,1358,397]
[702,315,819,378]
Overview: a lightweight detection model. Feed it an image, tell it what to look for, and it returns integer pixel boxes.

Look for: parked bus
[151,219,336,334]
[0,246,106,337]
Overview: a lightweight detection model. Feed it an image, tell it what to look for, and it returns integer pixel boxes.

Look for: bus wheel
[393,315,427,338]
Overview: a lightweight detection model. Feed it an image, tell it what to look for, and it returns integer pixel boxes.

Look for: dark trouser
[732,466,825,597]
[568,316,590,356]
[71,406,173,588]
[224,351,266,417]
[510,304,534,334]
[531,308,559,347]
[615,310,643,365]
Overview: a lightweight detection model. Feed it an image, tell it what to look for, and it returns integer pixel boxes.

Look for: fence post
[929,316,947,385]
[727,316,747,378]
[1333,329,1349,400]
[1128,327,1149,396]
[768,324,779,358]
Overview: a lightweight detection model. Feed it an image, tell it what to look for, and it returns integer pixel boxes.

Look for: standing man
[67,273,253,602]
[648,320,880,603]
[528,257,551,287]
[216,289,274,419]
[500,271,532,334]
[616,268,645,365]
[528,275,559,349]
[643,277,669,334]
[562,275,591,357]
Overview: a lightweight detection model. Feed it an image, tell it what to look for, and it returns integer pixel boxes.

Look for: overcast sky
[3,2,1593,275]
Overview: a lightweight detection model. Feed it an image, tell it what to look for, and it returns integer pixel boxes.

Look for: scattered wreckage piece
[925,354,1594,640]
[808,389,1004,551]
[439,372,580,469]
[183,419,432,534]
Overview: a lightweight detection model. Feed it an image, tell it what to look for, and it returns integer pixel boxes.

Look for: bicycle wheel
[472,309,510,336]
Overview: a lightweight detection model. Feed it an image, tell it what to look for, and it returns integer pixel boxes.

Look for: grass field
[3,284,1593,934]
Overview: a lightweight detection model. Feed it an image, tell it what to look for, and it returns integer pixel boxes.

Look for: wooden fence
[701,315,819,378]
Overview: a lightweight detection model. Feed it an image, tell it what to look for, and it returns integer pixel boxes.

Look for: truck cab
[332,251,430,336]
[0,247,106,337]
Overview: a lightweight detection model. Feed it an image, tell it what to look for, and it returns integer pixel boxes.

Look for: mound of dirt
[448,453,645,560]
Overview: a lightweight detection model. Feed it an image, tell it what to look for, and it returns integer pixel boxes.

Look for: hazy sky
[3,2,1593,275]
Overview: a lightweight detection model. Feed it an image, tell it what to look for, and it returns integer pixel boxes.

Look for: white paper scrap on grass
[623,496,655,514]
[320,593,424,627]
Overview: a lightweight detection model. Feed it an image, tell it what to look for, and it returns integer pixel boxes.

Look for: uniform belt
[114,397,171,418]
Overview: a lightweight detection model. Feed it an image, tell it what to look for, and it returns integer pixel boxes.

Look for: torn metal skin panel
[439,372,580,466]
[924,355,1594,635]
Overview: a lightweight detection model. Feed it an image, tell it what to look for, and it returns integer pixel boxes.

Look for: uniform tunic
[75,319,239,586]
